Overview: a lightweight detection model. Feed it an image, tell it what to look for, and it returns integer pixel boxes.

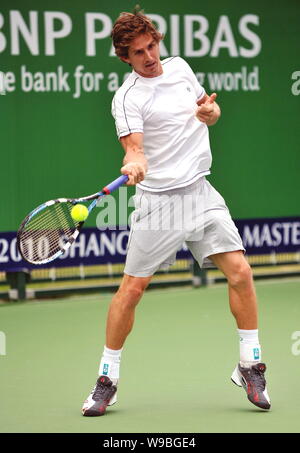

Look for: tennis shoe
[231,362,271,410]
[82,375,117,416]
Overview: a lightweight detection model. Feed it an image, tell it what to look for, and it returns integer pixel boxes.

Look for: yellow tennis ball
[71,204,89,222]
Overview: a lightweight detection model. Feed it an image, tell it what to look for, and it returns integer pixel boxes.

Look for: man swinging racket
[82,9,271,416]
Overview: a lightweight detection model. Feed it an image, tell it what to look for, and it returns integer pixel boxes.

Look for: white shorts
[124,177,245,277]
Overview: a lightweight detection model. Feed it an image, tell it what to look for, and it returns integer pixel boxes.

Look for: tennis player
[82,10,271,416]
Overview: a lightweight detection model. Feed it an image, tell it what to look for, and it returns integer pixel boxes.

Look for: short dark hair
[111,9,163,60]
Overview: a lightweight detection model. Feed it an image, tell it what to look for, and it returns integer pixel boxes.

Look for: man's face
[122,33,163,78]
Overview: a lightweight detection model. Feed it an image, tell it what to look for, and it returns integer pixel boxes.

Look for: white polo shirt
[112,56,212,192]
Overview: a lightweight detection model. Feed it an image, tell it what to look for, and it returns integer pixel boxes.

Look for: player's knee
[228,262,253,289]
[115,278,148,310]
[125,285,145,304]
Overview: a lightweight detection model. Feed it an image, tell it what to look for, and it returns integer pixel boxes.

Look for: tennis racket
[17,174,128,265]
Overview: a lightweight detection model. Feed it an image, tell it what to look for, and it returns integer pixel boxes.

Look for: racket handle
[102,174,129,194]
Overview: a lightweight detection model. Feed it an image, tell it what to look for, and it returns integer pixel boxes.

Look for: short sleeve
[111,86,144,139]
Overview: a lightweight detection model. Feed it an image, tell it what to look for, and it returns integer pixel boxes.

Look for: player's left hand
[195,93,219,125]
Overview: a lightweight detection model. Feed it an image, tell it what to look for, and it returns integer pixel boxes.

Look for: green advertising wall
[1,0,299,232]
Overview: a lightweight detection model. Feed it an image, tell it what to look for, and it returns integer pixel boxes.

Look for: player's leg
[106,273,152,350]
[209,250,270,410]
[186,178,270,410]
[82,274,151,417]
[209,250,257,330]
[101,274,152,402]
[82,187,186,417]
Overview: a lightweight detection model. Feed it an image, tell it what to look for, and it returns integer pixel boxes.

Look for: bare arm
[195,93,221,126]
[120,132,148,186]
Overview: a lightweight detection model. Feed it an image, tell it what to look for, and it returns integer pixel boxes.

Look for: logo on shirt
[186,86,191,92]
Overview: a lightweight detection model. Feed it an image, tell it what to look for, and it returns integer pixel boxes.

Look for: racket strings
[19,202,79,263]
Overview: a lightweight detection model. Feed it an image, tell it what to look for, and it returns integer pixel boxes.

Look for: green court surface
[0,279,300,433]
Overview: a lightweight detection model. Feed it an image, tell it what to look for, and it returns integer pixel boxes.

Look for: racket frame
[17,174,128,265]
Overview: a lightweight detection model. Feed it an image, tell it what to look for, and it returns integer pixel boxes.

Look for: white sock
[237,329,261,368]
[99,346,123,386]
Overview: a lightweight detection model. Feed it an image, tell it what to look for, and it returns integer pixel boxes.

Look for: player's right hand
[121,162,146,185]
